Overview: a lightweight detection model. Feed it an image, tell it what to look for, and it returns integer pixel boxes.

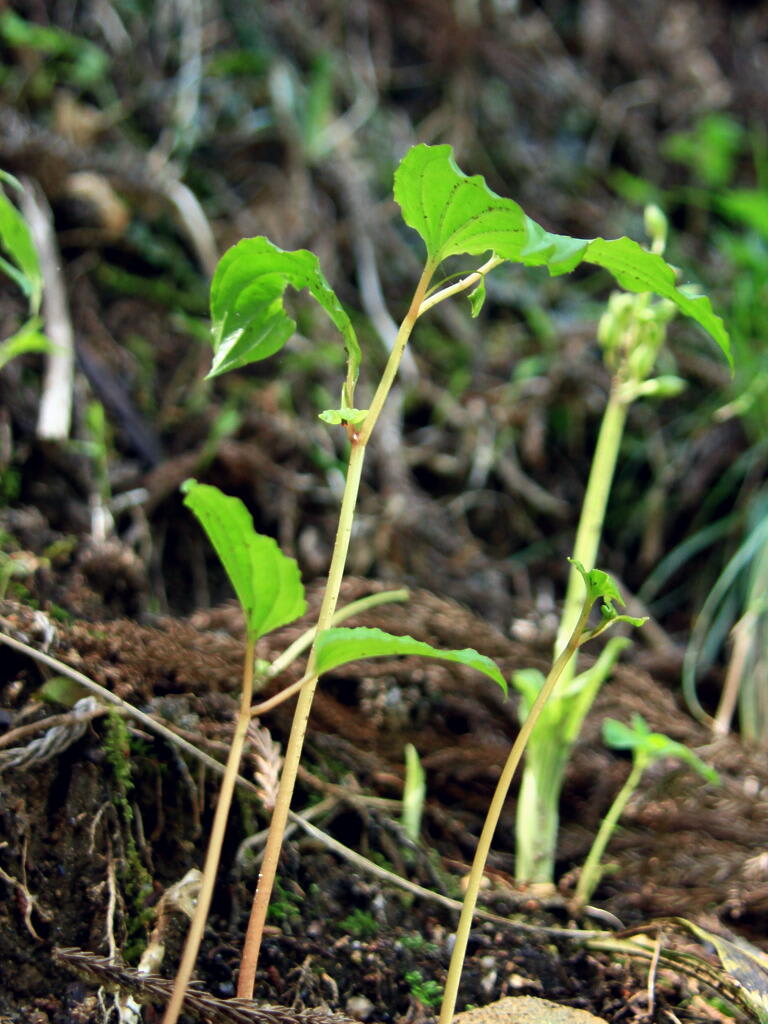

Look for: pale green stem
[513,733,569,885]
[575,754,646,906]
[417,255,503,318]
[162,636,256,1024]
[235,264,434,1000]
[356,263,435,447]
[236,441,366,999]
[513,381,629,886]
[553,383,628,668]
[438,598,594,1024]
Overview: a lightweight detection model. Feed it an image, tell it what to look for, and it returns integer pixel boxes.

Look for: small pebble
[346,995,376,1020]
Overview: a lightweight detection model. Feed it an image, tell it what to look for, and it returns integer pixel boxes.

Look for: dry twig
[54,948,358,1024]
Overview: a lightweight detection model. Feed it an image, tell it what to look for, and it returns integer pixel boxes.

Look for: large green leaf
[0,177,42,314]
[182,480,306,641]
[314,626,507,694]
[394,145,731,366]
[208,237,360,406]
[580,237,730,364]
[394,143,528,268]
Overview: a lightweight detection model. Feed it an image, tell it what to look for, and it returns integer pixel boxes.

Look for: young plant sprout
[575,713,719,907]
[161,145,730,1024]
[438,562,646,1024]
[401,742,426,844]
[513,205,725,888]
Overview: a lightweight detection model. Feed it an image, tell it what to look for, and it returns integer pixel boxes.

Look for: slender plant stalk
[417,255,502,318]
[514,381,628,885]
[162,636,256,1024]
[162,252,493,1014]
[235,440,366,999]
[357,264,434,445]
[554,385,628,659]
[574,755,645,906]
[235,265,434,999]
[438,598,594,1024]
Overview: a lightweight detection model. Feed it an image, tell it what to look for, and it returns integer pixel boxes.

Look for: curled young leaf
[318,407,369,427]
[568,559,623,608]
[208,237,361,407]
[467,278,487,318]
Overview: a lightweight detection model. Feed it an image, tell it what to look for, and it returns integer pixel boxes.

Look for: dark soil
[1,565,767,1024]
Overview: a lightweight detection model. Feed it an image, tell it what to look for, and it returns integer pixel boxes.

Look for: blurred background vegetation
[0,0,765,737]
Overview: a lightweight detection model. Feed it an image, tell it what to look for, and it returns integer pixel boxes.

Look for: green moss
[404,970,443,1008]
[46,602,73,623]
[400,933,438,953]
[339,908,378,939]
[102,710,154,963]
[42,535,78,564]
[0,467,20,505]
[266,877,302,923]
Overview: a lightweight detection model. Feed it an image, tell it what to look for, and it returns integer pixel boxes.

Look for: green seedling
[0,170,43,313]
[405,970,444,1009]
[575,714,718,907]
[162,145,729,1024]
[161,480,307,1024]
[513,204,723,888]
[401,743,426,844]
[438,561,646,1024]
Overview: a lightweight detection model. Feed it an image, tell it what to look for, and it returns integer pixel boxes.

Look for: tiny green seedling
[401,743,426,844]
[405,970,444,1009]
[575,714,719,906]
[161,145,730,1024]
